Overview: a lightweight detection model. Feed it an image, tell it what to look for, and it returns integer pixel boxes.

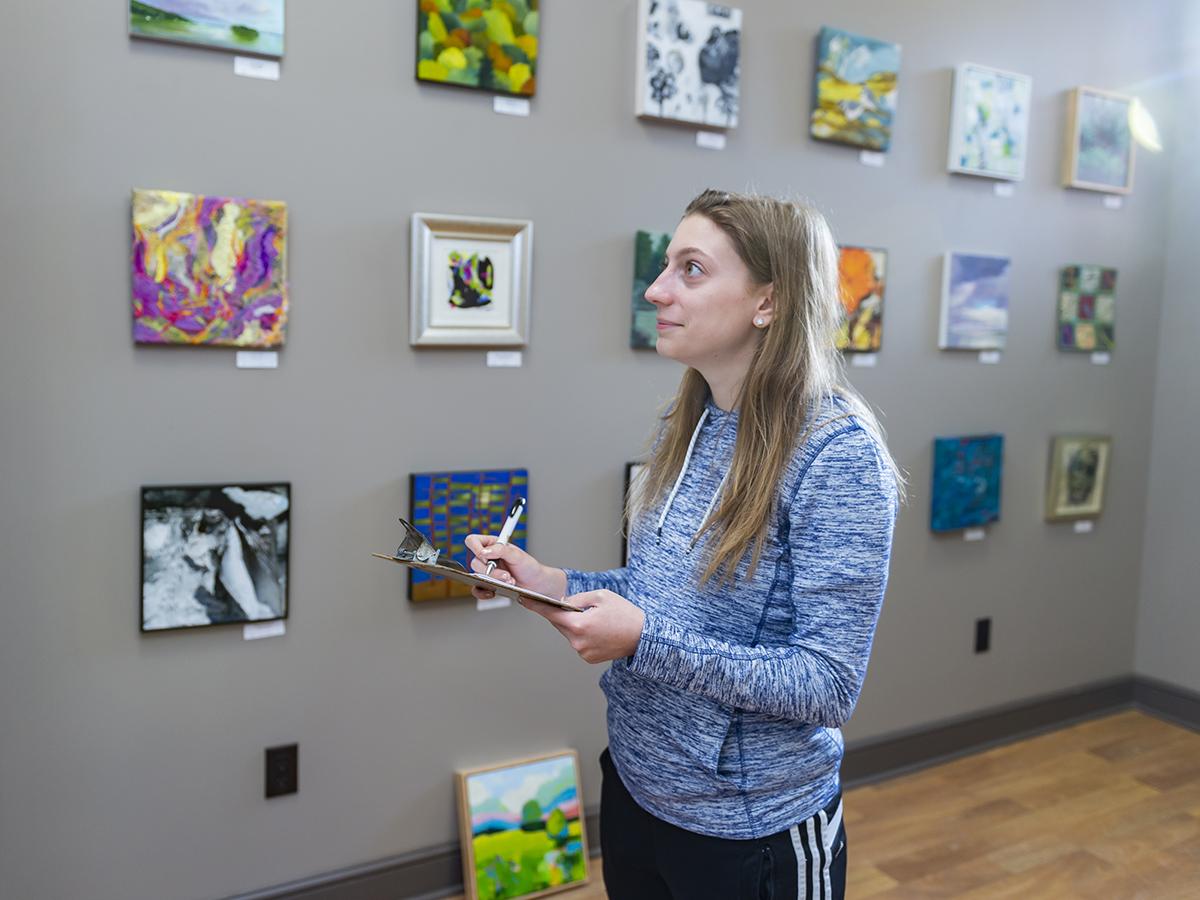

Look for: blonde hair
[630,189,905,584]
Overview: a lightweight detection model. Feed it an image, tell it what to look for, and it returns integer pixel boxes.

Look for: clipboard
[373,517,584,612]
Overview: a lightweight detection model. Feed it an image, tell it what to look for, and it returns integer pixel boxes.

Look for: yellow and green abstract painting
[416,0,539,96]
[132,188,288,347]
[811,26,900,152]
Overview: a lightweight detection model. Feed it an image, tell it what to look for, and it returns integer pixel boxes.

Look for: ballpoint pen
[484,497,526,577]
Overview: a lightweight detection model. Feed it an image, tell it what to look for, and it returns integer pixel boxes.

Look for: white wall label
[493,96,531,117]
[850,353,878,368]
[858,150,885,168]
[236,351,279,369]
[1073,520,1095,534]
[963,528,986,542]
[477,596,513,611]
[1103,195,1124,210]
[486,350,523,368]
[234,57,280,80]
[244,620,286,640]
[696,131,727,150]
[1091,351,1111,365]
[978,351,1002,365]
[993,183,1015,198]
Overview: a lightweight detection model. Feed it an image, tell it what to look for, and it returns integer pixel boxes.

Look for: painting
[409,469,528,601]
[939,252,1010,350]
[930,435,1003,533]
[457,751,589,900]
[811,26,901,151]
[416,0,539,96]
[411,213,532,346]
[130,1,284,57]
[635,0,742,128]
[1063,87,1136,194]
[132,188,288,348]
[622,462,647,564]
[142,483,289,632]
[631,230,669,349]
[1058,265,1116,352]
[947,63,1032,180]
[837,246,886,353]
[1046,436,1111,521]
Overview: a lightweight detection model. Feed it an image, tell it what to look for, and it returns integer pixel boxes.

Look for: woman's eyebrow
[667,246,714,261]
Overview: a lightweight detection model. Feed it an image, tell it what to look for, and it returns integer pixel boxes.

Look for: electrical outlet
[265,744,298,798]
[975,618,991,654]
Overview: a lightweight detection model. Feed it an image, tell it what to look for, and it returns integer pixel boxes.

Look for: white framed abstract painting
[635,0,742,129]
[1063,87,1136,194]
[947,63,1032,180]
[410,213,532,347]
[939,251,1011,350]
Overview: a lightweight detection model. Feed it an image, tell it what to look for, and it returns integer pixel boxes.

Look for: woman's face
[644,214,769,371]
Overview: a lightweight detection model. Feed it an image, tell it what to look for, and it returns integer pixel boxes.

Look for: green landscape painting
[130,1,285,58]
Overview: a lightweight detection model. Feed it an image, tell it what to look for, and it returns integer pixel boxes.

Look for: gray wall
[0,1,1187,898]
[1136,7,1200,693]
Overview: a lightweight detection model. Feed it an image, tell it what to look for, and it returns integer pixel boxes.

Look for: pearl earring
[754,317,766,328]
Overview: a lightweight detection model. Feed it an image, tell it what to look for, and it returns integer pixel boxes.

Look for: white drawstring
[655,407,731,546]
[691,468,730,548]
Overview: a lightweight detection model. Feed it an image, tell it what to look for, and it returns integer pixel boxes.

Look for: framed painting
[132,188,288,348]
[811,26,901,152]
[836,245,886,353]
[939,251,1010,350]
[931,435,1003,533]
[410,213,532,347]
[1046,436,1111,521]
[416,0,539,96]
[947,63,1032,180]
[1063,87,1136,194]
[141,482,290,632]
[130,1,284,57]
[631,230,669,349]
[1058,265,1116,352]
[456,750,589,900]
[409,469,528,601]
[622,461,647,565]
[635,0,742,129]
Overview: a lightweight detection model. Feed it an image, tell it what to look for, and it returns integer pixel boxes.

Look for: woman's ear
[753,284,774,328]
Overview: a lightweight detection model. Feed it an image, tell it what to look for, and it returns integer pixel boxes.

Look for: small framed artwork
[130,0,285,57]
[622,462,647,565]
[931,435,1003,532]
[416,0,539,96]
[132,188,288,348]
[947,63,1032,181]
[811,26,901,152]
[635,0,743,129]
[1058,265,1116,352]
[1063,87,1136,194]
[836,246,886,353]
[1046,436,1111,521]
[410,213,532,347]
[409,469,528,601]
[939,252,1011,350]
[631,230,669,349]
[141,483,290,632]
[456,750,590,900]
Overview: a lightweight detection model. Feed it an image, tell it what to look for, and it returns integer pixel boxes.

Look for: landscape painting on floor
[416,0,539,96]
[1046,436,1111,521]
[130,1,285,57]
[947,62,1032,180]
[1058,265,1116,352]
[811,26,901,151]
[939,251,1011,350]
[836,245,886,352]
[930,435,1003,532]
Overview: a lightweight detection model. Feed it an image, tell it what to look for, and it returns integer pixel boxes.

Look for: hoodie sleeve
[562,566,630,598]
[625,426,897,726]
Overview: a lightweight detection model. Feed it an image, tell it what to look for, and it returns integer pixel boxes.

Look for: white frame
[410,212,533,347]
[1062,86,1136,194]
[938,250,1011,351]
[947,62,1033,181]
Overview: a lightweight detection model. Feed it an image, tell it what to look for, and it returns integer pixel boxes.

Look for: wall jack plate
[975,618,992,654]
[265,744,298,798]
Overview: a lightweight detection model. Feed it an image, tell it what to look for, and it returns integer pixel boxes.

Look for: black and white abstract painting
[141,483,290,632]
[635,0,742,129]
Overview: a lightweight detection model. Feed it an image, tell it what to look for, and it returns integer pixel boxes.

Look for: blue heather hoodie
[563,394,897,840]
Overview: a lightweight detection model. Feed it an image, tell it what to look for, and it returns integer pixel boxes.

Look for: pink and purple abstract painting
[132,188,288,347]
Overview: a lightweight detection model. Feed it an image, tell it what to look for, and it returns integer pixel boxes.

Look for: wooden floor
[452,710,1200,899]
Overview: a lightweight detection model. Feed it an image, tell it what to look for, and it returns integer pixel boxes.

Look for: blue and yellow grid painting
[409,468,528,601]
[930,435,1003,533]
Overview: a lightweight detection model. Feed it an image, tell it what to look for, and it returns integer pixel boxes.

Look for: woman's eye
[685,261,703,277]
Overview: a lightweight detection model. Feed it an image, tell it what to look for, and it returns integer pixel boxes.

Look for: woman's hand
[464,534,567,600]
[521,590,645,664]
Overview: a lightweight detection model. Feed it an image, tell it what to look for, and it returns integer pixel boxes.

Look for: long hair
[629,189,905,584]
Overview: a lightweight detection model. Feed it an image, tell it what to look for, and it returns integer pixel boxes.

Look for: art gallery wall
[1135,5,1200,695]
[0,2,1190,898]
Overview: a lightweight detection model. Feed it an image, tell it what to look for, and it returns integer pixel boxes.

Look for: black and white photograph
[141,483,290,633]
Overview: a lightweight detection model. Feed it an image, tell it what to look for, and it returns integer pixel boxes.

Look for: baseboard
[230,673,1200,900]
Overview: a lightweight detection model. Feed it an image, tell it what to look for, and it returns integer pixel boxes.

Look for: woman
[467,189,901,899]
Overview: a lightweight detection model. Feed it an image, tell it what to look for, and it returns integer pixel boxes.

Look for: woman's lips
[656,320,681,331]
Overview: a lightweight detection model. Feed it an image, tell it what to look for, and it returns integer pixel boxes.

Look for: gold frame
[455,749,591,900]
[1062,86,1136,194]
[1045,435,1112,521]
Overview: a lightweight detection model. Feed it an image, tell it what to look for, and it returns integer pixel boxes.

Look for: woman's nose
[644,270,669,306]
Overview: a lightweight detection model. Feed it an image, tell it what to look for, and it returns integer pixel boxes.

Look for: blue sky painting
[939,251,1010,350]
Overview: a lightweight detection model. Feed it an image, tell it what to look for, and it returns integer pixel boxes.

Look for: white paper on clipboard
[372,553,585,612]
